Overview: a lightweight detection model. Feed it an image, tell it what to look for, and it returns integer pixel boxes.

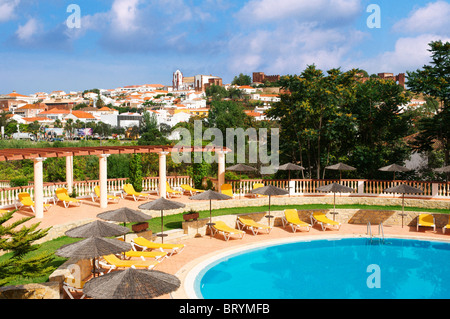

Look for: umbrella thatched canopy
[97,207,152,240]
[278,163,305,171]
[278,163,305,196]
[55,237,132,276]
[249,185,288,226]
[97,207,151,225]
[65,220,130,238]
[226,163,258,172]
[325,163,356,181]
[139,197,185,243]
[83,268,181,299]
[379,164,411,180]
[435,165,450,173]
[383,184,424,227]
[316,183,355,220]
[435,165,450,183]
[189,190,231,237]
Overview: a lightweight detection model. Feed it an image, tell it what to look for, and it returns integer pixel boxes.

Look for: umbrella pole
[209,200,213,239]
[333,192,336,221]
[402,194,405,228]
[161,209,164,243]
[288,171,291,197]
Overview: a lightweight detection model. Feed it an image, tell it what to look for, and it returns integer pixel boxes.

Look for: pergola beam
[1,145,231,218]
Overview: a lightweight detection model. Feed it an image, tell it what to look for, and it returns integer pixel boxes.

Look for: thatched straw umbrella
[83,267,181,299]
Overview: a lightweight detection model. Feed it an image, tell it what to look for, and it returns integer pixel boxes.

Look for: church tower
[173,70,183,91]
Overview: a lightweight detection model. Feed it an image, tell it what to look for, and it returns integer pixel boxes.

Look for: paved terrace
[2,190,449,298]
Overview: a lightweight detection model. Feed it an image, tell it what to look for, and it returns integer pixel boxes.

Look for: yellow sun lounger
[212,221,245,241]
[282,209,311,232]
[91,186,120,203]
[124,250,168,261]
[18,192,52,213]
[180,184,204,196]
[100,254,159,273]
[131,237,186,256]
[55,188,81,208]
[417,214,436,232]
[311,212,341,231]
[123,184,150,201]
[220,183,234,198]
[237,216,271,235]
[166,182,182,198]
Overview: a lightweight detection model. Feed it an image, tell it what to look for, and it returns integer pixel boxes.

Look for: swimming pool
[193,237,450,299]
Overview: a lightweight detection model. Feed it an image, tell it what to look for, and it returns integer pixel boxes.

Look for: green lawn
[1,203,448,286]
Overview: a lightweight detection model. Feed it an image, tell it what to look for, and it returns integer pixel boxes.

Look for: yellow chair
[180,184,204,196]
[220,183,234,198]
[311,212,341,231]
[417,214,436,232]
[212,221,245,241]
[123,183,149,201]
[55,188,81,208]
[91,186,120,203]
[17,192,51,213]
[100,254,159,273]
[166,182,182,198]
[124,250,168,261]
[237,216,271,235]
[282,209,311,232]
[131,237,185,256]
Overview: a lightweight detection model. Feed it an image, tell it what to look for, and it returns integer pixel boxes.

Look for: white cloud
[227,21,366,75]
[392,1,450,35]
[15,18,40,41]
[357,34,450,74]
[0,0,20,22]
[111,0,141,32]
[236,0,362,26]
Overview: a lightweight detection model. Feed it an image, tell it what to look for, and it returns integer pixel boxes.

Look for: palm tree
[65,119,74,140]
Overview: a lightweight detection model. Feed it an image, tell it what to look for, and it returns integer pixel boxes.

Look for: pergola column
[33,157,46,219]
[218,150,226,191]
[98,154,110,209]
[159,151,169,198]
[66,155,74,194]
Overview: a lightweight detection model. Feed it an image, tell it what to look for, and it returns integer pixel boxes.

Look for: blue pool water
[195,238,450,299]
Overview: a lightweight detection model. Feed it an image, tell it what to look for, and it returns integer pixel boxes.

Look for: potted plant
[132,222,149,233]
[183,209,199,221]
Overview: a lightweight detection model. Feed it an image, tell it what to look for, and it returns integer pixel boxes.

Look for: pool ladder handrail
[367,222,385,244]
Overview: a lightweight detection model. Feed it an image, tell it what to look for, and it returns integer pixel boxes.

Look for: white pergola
[0,145,228,218]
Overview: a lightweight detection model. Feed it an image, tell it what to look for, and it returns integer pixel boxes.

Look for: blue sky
[0,0,449,94]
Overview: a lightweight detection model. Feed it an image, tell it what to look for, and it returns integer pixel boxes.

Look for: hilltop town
[0,69,421,141]
[0,71,286,140]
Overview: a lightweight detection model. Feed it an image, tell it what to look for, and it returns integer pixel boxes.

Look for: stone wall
[182,208,450,236]
[0,282,60,299]
[143,195,449,221]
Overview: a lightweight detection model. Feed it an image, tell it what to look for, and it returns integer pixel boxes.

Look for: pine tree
[0,210,54,286]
